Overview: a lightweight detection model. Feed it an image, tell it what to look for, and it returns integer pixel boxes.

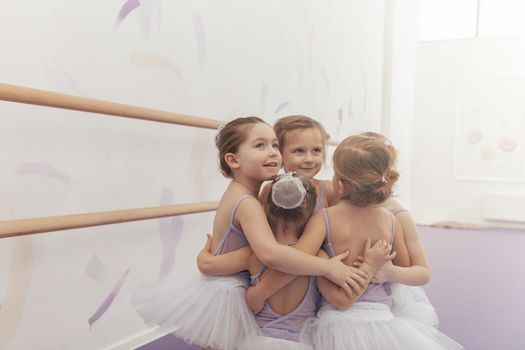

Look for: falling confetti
[88,269,130,328]
[16,163,71,184]
[116,0,140,27]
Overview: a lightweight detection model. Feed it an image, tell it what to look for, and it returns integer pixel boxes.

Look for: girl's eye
[293,149,304,154]
[272,143,279,149]
[313,148,323,154]
[256,143,265,149]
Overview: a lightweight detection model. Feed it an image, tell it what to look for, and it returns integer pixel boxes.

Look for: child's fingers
[340,280,353,298]
[387,250,397,260]
[353,261,362,267]
[333,250,350,261]
[364,238,372,250]
[346,277,362,295]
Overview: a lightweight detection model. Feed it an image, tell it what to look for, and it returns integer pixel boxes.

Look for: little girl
[199,173,391,349]
[354,131,438,327]
[131,117,367,350]
[262,115,338,209]
[310,135,463,349]
[243,115,342,311]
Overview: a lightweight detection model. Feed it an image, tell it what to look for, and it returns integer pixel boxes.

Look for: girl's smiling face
[233,123,282,181]
[281,127,325,178]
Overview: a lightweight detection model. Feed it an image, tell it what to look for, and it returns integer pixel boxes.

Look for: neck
[231,177,262,196]
[274,223,300,244]
[338,199,371,211]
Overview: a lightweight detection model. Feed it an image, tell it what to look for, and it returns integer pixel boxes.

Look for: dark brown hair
[215,116,267,178]
[263,176,317,236]
[333,135,399,207]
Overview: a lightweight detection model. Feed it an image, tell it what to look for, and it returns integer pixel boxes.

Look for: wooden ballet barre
[0,82,340,144]
[0,82,222,129]
[0,201,219,239]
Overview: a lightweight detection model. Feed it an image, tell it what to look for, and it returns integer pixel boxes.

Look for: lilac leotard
[214,195,253,279]
[249,265,320,342]
[321,208,396,304]
[314,181,327,212]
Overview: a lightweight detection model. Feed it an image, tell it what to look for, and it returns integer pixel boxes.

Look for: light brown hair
[360,131,398,167]
[333,135,399,207]
[215,116,267,178]
[264,176,317,236]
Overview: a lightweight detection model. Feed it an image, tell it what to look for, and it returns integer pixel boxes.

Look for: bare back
[324,203,396,265]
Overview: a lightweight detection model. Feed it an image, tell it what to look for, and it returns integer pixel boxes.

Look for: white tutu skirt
[390,283,439,328]
[131,273,258,350]
[309,302,464,350]
[237,335,313,350]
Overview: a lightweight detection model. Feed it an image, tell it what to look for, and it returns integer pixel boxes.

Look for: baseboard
[101,327,168,350]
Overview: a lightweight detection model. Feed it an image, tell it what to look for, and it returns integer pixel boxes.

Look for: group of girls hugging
[132,116,464,350]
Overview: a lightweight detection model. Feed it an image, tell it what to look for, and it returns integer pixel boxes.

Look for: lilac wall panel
[420,226,525,350]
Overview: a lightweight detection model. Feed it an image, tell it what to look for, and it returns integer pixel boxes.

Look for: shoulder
[321,180,339,206]
[233,195,264,221]
[259,182,271,202]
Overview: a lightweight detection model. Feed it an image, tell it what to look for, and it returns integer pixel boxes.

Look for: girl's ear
[224,153,240,170]
[337,180,345,196]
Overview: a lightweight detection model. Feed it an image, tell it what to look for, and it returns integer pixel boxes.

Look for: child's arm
[238,198,367,294]
[317,239,395,310]
[245,211,369,313]
[358,209,430,286]
[197,234,251,275]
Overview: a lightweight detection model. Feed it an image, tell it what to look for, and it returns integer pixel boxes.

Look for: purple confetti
[260,83,269,116]
[137,0,162,35]
[116,0,140,27]
[158,187,184,278]
[88,269,130,328]
[275,101,291,114]
[321,68,330,95]
[193,13,206,68]
[16,162,71,184]
[86,255,111,284]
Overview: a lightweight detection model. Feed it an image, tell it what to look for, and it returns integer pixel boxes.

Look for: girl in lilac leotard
[308,135,463,350]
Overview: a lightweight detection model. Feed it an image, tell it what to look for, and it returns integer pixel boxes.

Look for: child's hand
[362,239,396,270]
[199,234,213,256]
[353,257,397,283]
[326,251,368,298]
[197,234,215,274]
[245,286,265,314]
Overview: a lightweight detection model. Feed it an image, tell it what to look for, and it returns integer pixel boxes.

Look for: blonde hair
[263,176,317,236]
[360,131,398,167]
[274,115,329,160]
[215,116,267,178]
[333,135,399,207]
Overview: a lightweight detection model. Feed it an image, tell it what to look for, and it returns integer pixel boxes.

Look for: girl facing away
[132,117,368,350]
[199,173,392,350]
[308,134,464,349]
[356,131,438,327]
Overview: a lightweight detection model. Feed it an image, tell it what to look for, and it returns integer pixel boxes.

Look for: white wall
[412,36,525,227]
[380,0,419,208]
[0,1,388,349]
